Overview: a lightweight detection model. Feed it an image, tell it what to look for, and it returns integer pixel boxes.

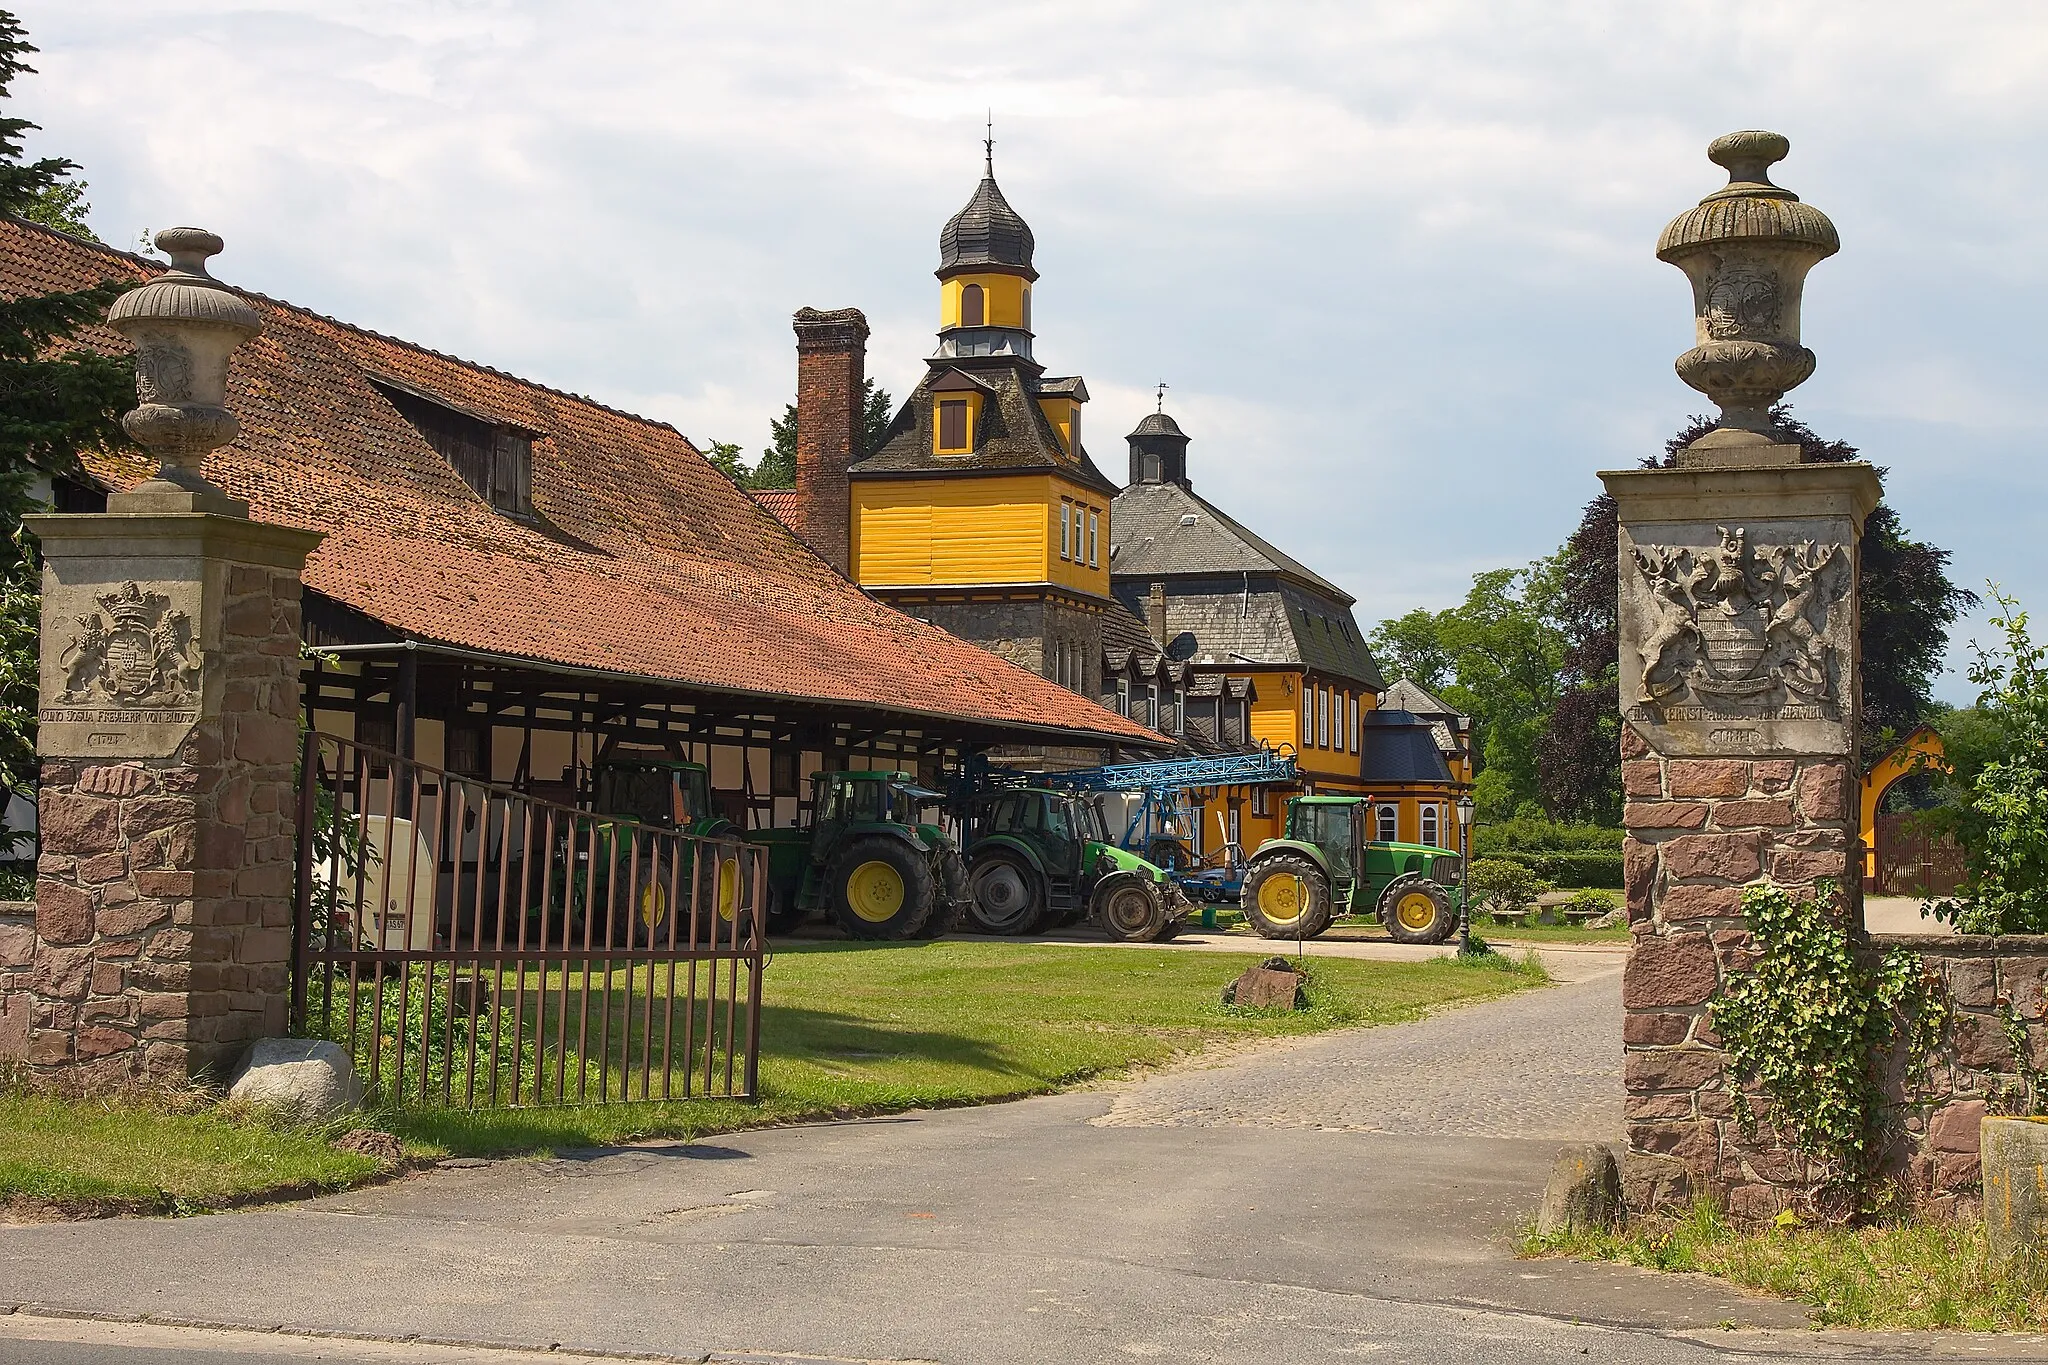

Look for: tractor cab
[961,788,1185,942]
[592,758,720,835]
[1239,795,1465,944]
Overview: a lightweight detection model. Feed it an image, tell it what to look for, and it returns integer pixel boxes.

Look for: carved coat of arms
[57,580,203,706]
[1631,525,1848,713]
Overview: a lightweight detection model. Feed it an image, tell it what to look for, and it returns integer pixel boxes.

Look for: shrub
[1564,887,1616,915]
[1928,588,2048,934]
[1482,850,1624,889]
[1473,817,1624,856]
[1470,858,1548,915]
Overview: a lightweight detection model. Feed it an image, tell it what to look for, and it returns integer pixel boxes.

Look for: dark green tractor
[744,771,967,941]
[961,788,1187,943]
[572,757,748,946]
[1239,796,1465,944]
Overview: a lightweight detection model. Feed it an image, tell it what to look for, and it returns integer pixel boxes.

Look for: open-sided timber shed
[4,219,1163,825]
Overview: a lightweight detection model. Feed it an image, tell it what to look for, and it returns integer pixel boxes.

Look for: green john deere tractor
[743,771,968,940]
[573,757,748,946]
[960,787,1187,943]
[1239,795,1465,945]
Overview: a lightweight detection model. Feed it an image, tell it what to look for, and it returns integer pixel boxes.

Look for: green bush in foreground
[1525,1199,2048,1331]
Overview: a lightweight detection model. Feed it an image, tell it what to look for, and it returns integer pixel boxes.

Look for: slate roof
[5,217,1159,748]
[1380,678,1466,755]
[938,174,1037,280]
[1360,709,1456,785]
[854,357,1120,496]
[1108,579,1384,691]
[1129,412,1185,438]
[1109,479,1350,601]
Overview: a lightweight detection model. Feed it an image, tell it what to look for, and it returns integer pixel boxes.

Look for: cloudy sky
[21,2,2047,699]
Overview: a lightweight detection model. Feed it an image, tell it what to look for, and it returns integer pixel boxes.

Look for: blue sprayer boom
[956,746,1300,919]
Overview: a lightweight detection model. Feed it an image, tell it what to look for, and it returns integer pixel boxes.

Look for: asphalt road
[6,949,2046,1363]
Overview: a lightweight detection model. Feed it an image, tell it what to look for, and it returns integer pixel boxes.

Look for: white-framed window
[1350,695,1360,752]
[1252,786,1269,817]
[1376,804,1398,842]
[1228,804,1241,846]
[1146,683,1159,729]
[1317,687,1329,749]
[1421,805,1440,847]
[1174,686,1186,735]
[1060,503,1072,560]
[1301,685,1312,743]
[1116,677,1130,716]
[1087,511,1099,568]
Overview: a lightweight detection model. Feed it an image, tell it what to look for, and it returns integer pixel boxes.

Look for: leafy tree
[752,378,893,489]
[1373,564,1568,820]
[19,176,90,239]
[1927,589,2048,934]
[701,440,751,485]
[0,10,136,801]
[1535,404,1972,818]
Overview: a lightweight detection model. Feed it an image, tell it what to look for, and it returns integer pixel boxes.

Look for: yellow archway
[1860,726,1948,883]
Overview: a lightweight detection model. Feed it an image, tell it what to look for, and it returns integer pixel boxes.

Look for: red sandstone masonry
[15,565,306,1084]
[1619,734,1866,1215]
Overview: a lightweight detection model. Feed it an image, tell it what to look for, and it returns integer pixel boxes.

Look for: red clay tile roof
[748,487,801,532]
[3,218,1162,748]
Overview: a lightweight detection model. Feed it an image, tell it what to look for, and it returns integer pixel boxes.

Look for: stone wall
[1619,725,1860,1218]
[1880,934,2048,1209]
[6,561,306,1085]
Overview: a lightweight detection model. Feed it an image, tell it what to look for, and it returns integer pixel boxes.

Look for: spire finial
[984,110,994,177]
[1155,380,1169,413]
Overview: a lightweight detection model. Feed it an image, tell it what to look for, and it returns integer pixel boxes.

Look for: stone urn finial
[1658,132,1839,452]
[105,227,262,506]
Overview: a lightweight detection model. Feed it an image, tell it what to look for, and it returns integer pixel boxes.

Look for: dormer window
[372,375,534,517]
[961,283,985,327]
[938,399,969,451]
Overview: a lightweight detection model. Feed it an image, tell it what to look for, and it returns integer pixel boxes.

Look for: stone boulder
[1983,1116,2048,1265]
[1537,1142,1623,1236]
[1222,957,1305,1010]
[228,1038,364,1122]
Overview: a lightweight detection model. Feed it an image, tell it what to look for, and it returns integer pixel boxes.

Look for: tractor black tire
[914,852,967,939]
[966,849,1045,935]
[1093,874,1171,943]
[1240,854,1334,940]
[1380,873,1457,944]
[828,837,934,941]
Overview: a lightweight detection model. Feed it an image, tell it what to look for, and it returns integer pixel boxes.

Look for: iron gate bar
[291,730,764,1108]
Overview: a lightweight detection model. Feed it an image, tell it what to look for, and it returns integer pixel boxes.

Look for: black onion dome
[938,176,1037,280]
[1128,412,1186,439]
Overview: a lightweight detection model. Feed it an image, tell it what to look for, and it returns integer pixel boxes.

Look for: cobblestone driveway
[1095,959,1624,1140]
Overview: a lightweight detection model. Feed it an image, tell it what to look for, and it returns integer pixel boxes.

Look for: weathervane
[984,111,994,175]
[1155,381,1169,413]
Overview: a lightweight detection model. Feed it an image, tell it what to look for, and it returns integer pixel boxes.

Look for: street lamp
[1455,794,1476,954]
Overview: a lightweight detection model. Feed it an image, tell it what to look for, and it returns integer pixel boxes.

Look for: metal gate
[1871,810,1966,898]
[290,731,765,1106]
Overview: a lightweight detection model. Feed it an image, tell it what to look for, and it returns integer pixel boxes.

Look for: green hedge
[1485,850,1624,889]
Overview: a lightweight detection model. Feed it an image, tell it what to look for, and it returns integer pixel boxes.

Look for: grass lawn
[0,1092,380,1218]
[3,940,1542,1216]
[1525,1200,2048,1331]
[1475,916,1629,945]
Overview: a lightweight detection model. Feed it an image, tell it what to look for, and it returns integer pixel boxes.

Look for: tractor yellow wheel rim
[1257,874,1302,924]
[639,879,668,932]
[847,861,906,923]
[715,857,741,922]
[1396,891,1438,931]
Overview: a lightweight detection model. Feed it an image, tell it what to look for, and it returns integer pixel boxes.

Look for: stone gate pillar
[1603,134,1883,1217]
[0,229,320,1086]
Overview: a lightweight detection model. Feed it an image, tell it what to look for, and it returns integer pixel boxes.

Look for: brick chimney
[792,307,869,576]
[1147,581,1168,647]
